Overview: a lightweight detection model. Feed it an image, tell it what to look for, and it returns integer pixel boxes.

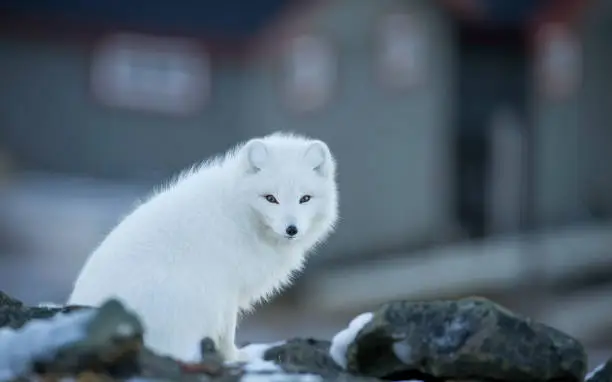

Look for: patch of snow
[37,302,65,309]
[241,372,322,382]
[329,312,373,369]
[235,341,324,382]
[299,375,321,382]
[0,309,96,380]
[224,341,286,373]
[392,341,413,364]
[239,341,286,362]
[115,322,137,337]
[243,359,280,373]
[226,341,285,364]
[586,361,607,381]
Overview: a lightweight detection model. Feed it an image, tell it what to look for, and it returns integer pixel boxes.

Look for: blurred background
[0,0,610,367]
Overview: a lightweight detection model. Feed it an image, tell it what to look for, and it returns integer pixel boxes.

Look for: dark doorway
[454,24,530,238]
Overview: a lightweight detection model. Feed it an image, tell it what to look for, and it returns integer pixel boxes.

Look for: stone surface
[345,297,588,382]
[260,338,341,376]
[0,298,143,380]
[260,338,383,382]
[0,291,599,382]
[586,359,612,382]
[0,291,22,308]
[0,291,91,330]
[0,292,375,382]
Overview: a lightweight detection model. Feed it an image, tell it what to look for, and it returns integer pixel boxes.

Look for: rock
[236,338,381,382]
[263,339,376,382]
[0,292,91,330]
[138,347,209,381]
[586,359,612,382]
[0,291,22,308]
[0,299,143,380]
[199,337,225,373]
[259,338,342,376]
[0,290,595,382]
[345,297,587,382]
[0,291,375,381]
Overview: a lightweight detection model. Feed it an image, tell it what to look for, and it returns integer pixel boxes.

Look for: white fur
[67,132,339,363]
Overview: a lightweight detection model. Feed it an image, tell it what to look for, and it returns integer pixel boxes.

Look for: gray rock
[260,338,342,376]
[0,291,376,381]
[0,291,593,382]
[255,338,381,382]
[0,292,91,330]
[586,359,612,382]
[0,298,143,380]
[210,338,379,382]
[346,297,587,382]
[0,291,22,308]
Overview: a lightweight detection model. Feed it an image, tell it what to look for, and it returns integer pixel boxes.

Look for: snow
[329,312,373,369]
[36,302,65,309]
[229,340,286,373]
[392,341,413,364]
[586,361,607,381]
[0,309,96,380]
[243,358,281,373]
[241,372,321,382]
[237,341,321,382]
[239,341,286,362]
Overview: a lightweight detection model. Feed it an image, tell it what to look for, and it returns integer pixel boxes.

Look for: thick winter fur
[67,132,339,362]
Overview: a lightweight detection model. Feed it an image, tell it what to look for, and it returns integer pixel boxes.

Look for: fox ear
[244,139,268,173]
[304,140,332,177]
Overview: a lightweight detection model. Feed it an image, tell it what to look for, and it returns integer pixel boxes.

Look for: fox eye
[264,194,279,204]
[299,195,311,204]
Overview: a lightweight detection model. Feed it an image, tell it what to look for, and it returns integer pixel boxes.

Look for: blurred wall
[579,0,612,219]
[533,0,612,226]
[240,0,456,259]
[0,0,611,262]
[0,0,457,261]
[0,39,246,179]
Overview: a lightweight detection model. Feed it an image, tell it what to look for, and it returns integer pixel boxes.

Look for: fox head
[237,133,338,247]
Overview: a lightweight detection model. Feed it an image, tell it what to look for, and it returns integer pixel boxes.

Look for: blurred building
[0,0,610,361]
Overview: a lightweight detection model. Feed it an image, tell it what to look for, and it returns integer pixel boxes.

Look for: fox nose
[285,225,298,237]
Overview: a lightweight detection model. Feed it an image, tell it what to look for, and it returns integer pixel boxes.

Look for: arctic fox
[67,132,339,363]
